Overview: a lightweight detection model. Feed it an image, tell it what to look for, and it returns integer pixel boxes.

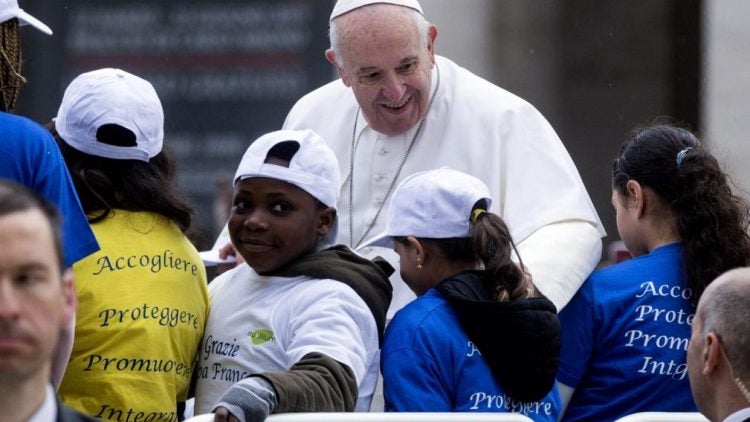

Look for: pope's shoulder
[286,78,357,122]
[435,56,541,117]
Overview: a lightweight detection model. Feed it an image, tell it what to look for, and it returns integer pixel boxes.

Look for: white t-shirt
[194,264,380,413]
[283,55,604,316]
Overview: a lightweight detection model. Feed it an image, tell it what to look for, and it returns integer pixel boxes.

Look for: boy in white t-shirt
[193,129,393,421]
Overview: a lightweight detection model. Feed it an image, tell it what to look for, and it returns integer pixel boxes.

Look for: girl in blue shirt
[367,168,562,421]
[557,122,750,421]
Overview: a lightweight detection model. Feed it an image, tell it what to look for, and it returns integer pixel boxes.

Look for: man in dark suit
[0,181,95,422]
[688,267,750,422]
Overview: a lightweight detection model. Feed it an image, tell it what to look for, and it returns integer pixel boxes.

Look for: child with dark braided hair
[0,1,95,267]
[0,0,51,110]
[557,122,750,422]
[365,168,562,420]
[0,16,25,111]
[1,0,99,389]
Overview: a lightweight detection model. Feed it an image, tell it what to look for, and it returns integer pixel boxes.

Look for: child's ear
[625,180,646,218]
[404,236,426,263]
[316,207,337,237]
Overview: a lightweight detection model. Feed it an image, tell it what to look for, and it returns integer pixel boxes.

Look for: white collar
[26,384,57,422]
[724,407,750,422]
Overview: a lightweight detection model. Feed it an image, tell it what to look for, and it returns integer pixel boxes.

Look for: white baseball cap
[55,68,164,162]
[201,130,341,264]
[330,0,423,21]
[0,0,52,35]
[234,129,341,245]
[362,168,492,248]
[234,129,340,208]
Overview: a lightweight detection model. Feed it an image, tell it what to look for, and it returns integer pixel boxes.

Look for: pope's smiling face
[329,5,437,136]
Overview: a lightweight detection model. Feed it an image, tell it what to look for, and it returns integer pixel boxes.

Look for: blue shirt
[1,111,99,266]
[558,243,697,421]
[382,288,560,421]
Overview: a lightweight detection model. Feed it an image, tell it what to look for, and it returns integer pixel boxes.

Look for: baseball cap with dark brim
[55,68,164,162]
[360,167,492,250]
[234,129,341,246]
[201,129,342,265]
[0,0,52,35]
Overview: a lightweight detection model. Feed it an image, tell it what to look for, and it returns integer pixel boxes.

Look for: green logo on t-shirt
[247,328,275,345]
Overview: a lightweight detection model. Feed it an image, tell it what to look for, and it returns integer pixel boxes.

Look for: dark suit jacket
[57,401,98,422]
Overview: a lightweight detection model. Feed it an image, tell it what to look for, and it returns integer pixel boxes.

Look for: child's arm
[212,376,276,422]
[212,352,356,422]
[259,352,357,411]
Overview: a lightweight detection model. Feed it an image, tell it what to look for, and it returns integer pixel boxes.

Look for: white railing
[186,412,535,422]
[613,412,709,422]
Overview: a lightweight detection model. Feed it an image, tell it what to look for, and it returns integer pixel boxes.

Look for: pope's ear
[326,49,351,87]
[325,48,336,66]
[426,24,438,65]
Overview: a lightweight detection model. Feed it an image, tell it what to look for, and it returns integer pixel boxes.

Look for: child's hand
[218,242,239,261]
[213,407,240,422]
[212,376,275,422]
[217,242,244,275]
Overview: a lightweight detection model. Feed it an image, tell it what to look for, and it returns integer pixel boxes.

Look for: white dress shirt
[27,384,56,422]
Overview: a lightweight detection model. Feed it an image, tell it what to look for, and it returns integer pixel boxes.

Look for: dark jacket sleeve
[260,352,358,413]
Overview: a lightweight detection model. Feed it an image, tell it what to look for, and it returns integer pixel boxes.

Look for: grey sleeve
[212,376,278,422]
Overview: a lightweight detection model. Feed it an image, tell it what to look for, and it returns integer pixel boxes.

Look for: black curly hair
[612,121,750,303]
[47,123,194,233]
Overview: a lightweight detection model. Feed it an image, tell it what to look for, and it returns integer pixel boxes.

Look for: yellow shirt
[60,210,209,422]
